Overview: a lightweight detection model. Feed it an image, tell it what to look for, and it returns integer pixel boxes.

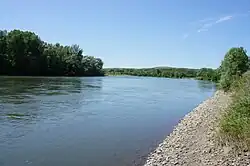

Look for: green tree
[219,47,249,90]
[0,29,104,76]
[196,68,219,82]
[5,30,43,75]
[0,30,8,74]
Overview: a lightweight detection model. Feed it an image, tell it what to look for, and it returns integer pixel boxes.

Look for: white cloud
[182,10,250,39]
[215,15,233,23]
[197,15,234,32]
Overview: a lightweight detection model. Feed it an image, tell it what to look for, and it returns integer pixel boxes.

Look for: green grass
[219,72,250,150]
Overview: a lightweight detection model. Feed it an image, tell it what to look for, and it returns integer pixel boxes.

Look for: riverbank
[104,67,219,82]
[144,90,250,166]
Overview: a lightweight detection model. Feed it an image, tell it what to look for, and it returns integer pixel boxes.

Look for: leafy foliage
[0,29,104,76]
[219,47,249,90]
[218,47,250,150]
[105,67,219,81]
[220,72,250,149]
[196,68,220,82]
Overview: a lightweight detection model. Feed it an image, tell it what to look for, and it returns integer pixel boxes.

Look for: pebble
[143,91,250,166]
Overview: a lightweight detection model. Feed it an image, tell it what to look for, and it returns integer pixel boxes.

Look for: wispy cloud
[197,15,233,32]
[183,10,250,39]
[215,15,233,23]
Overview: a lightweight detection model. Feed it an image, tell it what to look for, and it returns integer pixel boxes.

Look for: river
[0,76,215,166]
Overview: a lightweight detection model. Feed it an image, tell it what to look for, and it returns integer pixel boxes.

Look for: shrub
[220,72,250,149]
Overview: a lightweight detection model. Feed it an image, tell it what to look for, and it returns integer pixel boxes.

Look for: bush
[220,72,250,149]
[219,72,232,91]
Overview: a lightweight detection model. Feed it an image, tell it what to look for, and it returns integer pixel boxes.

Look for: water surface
[0,76,215,166]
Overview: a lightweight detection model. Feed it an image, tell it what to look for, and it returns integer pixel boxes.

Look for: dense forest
[0,30,104,76]
[105,67,220,82]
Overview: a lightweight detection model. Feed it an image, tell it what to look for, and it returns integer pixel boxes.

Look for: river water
[0,76,215,166]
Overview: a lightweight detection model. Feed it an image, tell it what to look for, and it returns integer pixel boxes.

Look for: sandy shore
[143,91,250,166]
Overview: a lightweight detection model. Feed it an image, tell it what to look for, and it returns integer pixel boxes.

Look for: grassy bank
[219,72,250,150]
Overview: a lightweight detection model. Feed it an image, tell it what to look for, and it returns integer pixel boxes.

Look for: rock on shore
[144,91,250,166]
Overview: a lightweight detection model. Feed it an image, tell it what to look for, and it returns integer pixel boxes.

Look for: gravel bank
[144,91,250,166]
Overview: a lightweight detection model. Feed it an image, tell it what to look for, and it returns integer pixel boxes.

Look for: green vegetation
[105,67,219,81]
[105,46,250,150]
[220,72,250,149]
[0,30,104,76]
[219,47,249,91]
[1,29,250,150]
[218,47,250,150]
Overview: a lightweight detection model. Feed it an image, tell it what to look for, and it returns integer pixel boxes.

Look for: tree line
[105,67,220,81]
[0,30,104,76]
[105,47,249,82]
[108,47,249,149]
[1,29,248,82]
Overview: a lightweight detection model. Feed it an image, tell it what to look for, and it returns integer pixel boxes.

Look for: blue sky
[1,0,250,69]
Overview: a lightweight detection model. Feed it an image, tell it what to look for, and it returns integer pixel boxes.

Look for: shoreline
[143,90,250,166]
[104,74,215,82]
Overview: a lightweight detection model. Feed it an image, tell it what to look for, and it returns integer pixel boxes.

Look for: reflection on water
[0,76,215,166]
[197,80,216,93]
[0,77,103,127]
[0,77,102,104]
